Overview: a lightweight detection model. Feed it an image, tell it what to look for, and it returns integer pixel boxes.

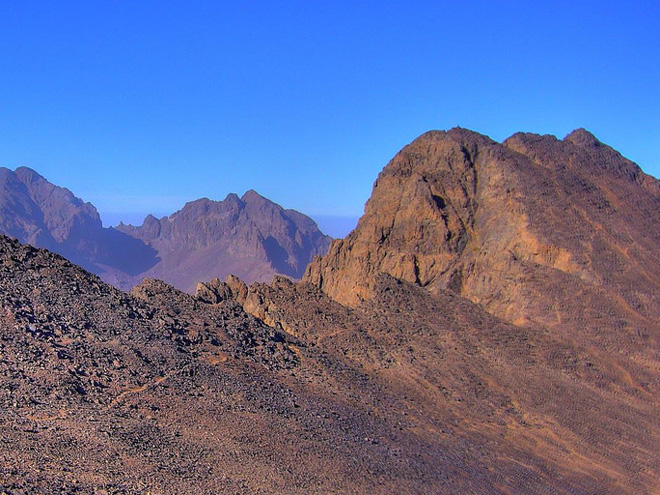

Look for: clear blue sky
[1,1,658,236]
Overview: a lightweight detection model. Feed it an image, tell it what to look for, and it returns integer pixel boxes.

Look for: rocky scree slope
[0,235,442,494]
[5,232,659,494]
[196,268,660,495]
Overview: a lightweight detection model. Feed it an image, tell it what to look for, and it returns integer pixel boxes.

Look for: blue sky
[1,1,658,236]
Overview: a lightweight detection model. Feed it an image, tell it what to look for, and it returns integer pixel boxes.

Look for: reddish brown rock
[304,128,660,340]
[3,128,660,494]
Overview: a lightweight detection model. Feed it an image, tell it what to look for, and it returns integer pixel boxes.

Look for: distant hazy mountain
[0,166,158,278]
[0,167,331,291]
[116,190,332,292]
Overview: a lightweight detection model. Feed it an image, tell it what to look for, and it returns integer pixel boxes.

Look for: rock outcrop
[304,128,660,340]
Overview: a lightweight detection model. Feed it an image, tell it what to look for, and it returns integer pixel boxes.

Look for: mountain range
[1,128,659,494]
[0,167,332,292]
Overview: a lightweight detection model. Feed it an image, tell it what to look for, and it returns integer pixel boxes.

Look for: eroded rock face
[306,129,482,304]
[304,128,660,335]
[196,275,300,336]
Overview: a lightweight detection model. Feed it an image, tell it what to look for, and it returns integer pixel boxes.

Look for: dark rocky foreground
[0,236,570,494]
[1,127,660,494]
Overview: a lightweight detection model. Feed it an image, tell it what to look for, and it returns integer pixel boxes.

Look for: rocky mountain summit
[305,128,660,333]
[1,128,659,494]
[0,167,331,291]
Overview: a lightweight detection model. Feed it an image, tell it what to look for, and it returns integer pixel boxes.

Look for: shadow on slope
[98,227,160,275]
[263,235,299,278]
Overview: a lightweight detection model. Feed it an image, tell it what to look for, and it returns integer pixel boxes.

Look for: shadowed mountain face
[116,190,332,292]
[0,168,331,291]
[1,128,660,494]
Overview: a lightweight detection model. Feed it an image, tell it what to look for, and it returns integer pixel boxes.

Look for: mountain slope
[0,166,159,278]
[225,274,660,494]
[4,231,659,494]
[0,165,102,268]
[2,128,660,494]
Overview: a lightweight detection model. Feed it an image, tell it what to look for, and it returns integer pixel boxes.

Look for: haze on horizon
[0,1,658,238]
